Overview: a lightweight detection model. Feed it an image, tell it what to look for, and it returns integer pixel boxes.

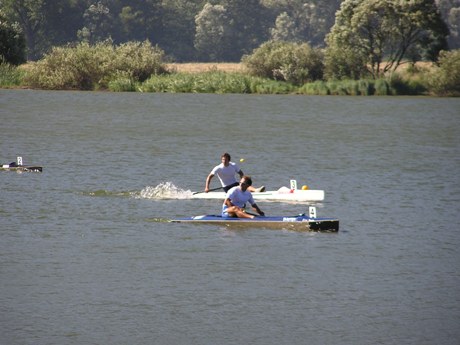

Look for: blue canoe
[171,214,339,232]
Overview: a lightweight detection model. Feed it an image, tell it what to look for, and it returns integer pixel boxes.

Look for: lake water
[1,89,459,345]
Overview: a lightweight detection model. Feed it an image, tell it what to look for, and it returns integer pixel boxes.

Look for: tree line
[1,0,459,63]
[1,0,459,95]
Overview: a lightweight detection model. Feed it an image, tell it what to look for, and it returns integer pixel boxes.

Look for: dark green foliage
[0,13,26,65]
[266,0,342,47]
[194,0,272,62]
[357,80,375,96]
[389,74,428,95]
[297,79,420,96]
[374,80,391,96]
[0,0,339,62]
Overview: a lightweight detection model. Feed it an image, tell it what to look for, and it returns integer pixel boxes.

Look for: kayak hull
[1,166,43,172]
[171,215,339,232]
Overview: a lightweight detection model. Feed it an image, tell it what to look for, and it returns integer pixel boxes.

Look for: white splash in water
[139,182,192,199]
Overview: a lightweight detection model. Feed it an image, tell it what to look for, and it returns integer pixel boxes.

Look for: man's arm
[205,173,214,192]
[224,197,233,207]
[251,203,265,216]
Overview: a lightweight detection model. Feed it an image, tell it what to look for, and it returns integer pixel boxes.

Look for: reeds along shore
[165,63,245,74]
[1,61,458,96]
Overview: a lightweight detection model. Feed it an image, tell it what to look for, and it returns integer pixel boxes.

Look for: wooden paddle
[192,186,223,195]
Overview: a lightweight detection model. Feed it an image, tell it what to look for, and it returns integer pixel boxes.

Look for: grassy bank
[0,61,457,96]
[165,62,245,74]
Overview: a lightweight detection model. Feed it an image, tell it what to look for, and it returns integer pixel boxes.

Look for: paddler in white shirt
[222,176,265,219]
[205,152,265,193]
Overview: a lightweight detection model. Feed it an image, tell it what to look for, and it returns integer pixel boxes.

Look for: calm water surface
[1,90,459,345]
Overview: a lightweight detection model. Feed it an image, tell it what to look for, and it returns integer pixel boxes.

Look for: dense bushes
[428,49,460,96]
[25,40,167,90]
[242,41,324,85]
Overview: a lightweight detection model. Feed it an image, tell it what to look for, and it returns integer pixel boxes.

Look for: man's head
[239,175,252,190]
[221,153,231,165]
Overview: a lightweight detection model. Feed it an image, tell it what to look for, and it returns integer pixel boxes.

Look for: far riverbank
[1,61,458,96]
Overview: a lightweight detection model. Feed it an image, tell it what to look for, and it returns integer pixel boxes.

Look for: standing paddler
[204,152,265,193]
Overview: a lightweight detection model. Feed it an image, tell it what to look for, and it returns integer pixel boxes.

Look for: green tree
[270,12,299,42]
[325,0,449,79]
[160,0,205,61]
[77,2,113,44]
[1,0,87,60]
[0,10,26,64]
[116,0,164,44]
[264,0,341,46]
[118,6,146,42]
[194,3,228,61]
[1,0,46,60]
[223,0,272,60]
[195,0,272,61]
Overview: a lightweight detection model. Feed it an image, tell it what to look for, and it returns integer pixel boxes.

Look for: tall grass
[140,71,293,94]
[141,71,250,93]
[108,71,139,92]
[298,78,426,96]
[0,62,24,87]
[299,81,330,95]
[389,73,427,95]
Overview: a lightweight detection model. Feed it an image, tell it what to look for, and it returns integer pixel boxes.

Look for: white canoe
[191,189,324,202]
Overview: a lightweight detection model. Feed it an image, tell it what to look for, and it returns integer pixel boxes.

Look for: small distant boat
[1,156,43,173]
[192,180,325,202]
[171,207,339,232]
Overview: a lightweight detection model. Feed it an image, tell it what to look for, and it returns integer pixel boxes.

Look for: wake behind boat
[171,207,339,232]
[139,180,324,203]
